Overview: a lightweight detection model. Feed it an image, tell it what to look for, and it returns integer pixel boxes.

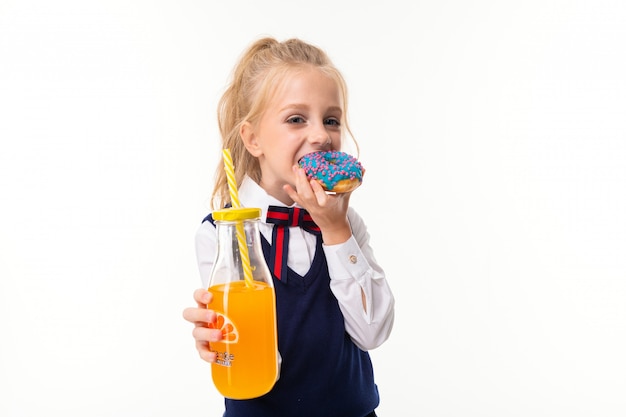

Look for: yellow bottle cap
[212,207,261,221]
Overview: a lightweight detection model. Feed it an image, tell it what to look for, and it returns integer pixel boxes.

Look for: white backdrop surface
[1,1,625,416]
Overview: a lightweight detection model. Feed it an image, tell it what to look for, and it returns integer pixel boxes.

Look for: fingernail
[206,311,215,322]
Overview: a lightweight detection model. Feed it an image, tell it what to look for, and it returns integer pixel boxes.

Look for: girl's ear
[240,121,263,157]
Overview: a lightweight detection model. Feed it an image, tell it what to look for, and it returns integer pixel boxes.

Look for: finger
[193,288,212,306]
[182,306,217,325]
[197,346,217,363]
[192,326,224,343]
[294,166,315,197]
[194,339,217,362]
[309,179,329,204]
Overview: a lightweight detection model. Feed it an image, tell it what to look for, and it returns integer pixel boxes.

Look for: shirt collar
[239,175,298,222]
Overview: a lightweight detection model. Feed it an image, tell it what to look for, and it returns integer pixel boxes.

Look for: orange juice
[208,280,278,399]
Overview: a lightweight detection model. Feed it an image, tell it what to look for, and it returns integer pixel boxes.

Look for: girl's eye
[287,116,305,124]
[324,118,340,126]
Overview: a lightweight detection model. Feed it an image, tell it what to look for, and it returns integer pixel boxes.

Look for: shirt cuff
[323,235,369,283]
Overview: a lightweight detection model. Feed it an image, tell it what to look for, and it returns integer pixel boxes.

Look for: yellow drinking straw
[222,148,254,288]
[223,148,241,208]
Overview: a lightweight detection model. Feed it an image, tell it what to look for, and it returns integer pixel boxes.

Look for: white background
[1,1,625,416]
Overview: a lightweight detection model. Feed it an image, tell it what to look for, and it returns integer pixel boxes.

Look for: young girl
[183,37,395,417]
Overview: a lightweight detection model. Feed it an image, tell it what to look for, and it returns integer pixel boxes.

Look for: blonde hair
[211,37,357,209]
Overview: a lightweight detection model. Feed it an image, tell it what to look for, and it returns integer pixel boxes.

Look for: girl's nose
[308,124,331,146]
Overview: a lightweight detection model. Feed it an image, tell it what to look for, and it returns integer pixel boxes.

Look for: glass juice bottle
[207,207,278,399]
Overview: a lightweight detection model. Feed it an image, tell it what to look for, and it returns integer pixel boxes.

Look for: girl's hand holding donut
[182,289,223,363]
[284,164,353,245]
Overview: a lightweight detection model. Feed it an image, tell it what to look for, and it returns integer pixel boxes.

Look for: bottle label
[208,311,239,368]
[215,351,235,367]
[208,311,240,343]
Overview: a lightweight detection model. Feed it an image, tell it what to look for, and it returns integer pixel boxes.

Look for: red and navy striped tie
[266,205,321,281]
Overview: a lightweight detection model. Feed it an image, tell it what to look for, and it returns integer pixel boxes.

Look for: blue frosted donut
[298,151,363,193]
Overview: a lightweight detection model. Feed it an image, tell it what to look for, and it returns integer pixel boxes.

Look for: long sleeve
[323,208,395,351]
[195,220,218,289]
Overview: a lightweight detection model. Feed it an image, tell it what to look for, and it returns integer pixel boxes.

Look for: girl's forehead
[267,67,342,106]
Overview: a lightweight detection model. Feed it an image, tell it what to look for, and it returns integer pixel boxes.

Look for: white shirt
[196,176,395,350]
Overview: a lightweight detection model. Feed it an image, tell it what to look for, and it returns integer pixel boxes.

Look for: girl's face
[241,67,343,203]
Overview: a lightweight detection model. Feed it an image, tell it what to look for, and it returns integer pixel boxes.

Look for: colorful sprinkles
[298,151,363,191]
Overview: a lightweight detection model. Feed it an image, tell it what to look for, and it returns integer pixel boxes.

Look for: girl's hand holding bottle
[182,289,223,363]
